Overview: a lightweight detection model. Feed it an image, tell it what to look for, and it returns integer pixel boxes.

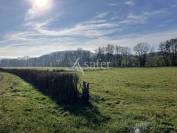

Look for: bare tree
[106,44,114,55]
[121,47,131,66]
[159,42,170,66]
[105,44,114,62]
[95,46,106,61]
[159,39,177,66]
[170,39,177,66]
[134,42,150,67]
[114,45,131,67]
[115,45,122,66]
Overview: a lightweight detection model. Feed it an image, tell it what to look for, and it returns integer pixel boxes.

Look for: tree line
[94,38,177,67]
[0,38,176,67]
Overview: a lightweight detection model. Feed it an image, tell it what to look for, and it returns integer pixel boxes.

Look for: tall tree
[134,43,150,67]
[169,39,177,66]
[159,41,171,66]
[105,44,114,62]
[121,47,130,67]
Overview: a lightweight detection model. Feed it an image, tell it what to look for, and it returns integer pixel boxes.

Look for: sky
[1,0,177,58]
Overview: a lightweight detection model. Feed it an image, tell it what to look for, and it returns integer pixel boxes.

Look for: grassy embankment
[0,67,177,132]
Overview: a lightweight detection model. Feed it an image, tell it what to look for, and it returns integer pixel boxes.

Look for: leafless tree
[134,42,150,67]
[159,42,170,66]
[159,39,177,66]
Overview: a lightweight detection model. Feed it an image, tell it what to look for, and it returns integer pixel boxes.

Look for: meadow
[0,67,177,133]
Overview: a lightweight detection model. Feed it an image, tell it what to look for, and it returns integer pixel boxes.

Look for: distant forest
[0,38,177,67]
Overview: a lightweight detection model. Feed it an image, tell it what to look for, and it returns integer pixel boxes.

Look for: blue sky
[1,0,177,58]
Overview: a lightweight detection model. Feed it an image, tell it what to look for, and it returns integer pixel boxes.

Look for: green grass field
[0,68,177,133]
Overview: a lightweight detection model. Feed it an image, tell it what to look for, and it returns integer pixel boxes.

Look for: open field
[0,68,177,133]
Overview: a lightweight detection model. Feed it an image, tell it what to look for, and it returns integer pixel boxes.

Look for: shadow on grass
[42,89,111,125]
[35,82,110,125]
[59,102,111,125]
[39,87,110,126]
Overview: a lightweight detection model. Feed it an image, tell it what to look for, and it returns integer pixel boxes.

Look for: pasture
[0,67,177,133]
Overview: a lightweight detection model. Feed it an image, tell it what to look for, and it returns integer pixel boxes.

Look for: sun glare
[34,0,49,9]
[29,0,52,11]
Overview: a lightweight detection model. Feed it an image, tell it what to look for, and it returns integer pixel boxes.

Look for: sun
[28,0,52,11]
[26,0,53,18]
[34,0,49,9]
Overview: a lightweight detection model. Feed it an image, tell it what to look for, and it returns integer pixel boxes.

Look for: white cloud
[119,9,168,25]
[1,28,177,58]
[125,0,135,6]
[4,32,34,41]
[96,12,110,19]
[106,29,177,48]
[120,13,147,24]
[35,22,120,38]
[22,13,121,39]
